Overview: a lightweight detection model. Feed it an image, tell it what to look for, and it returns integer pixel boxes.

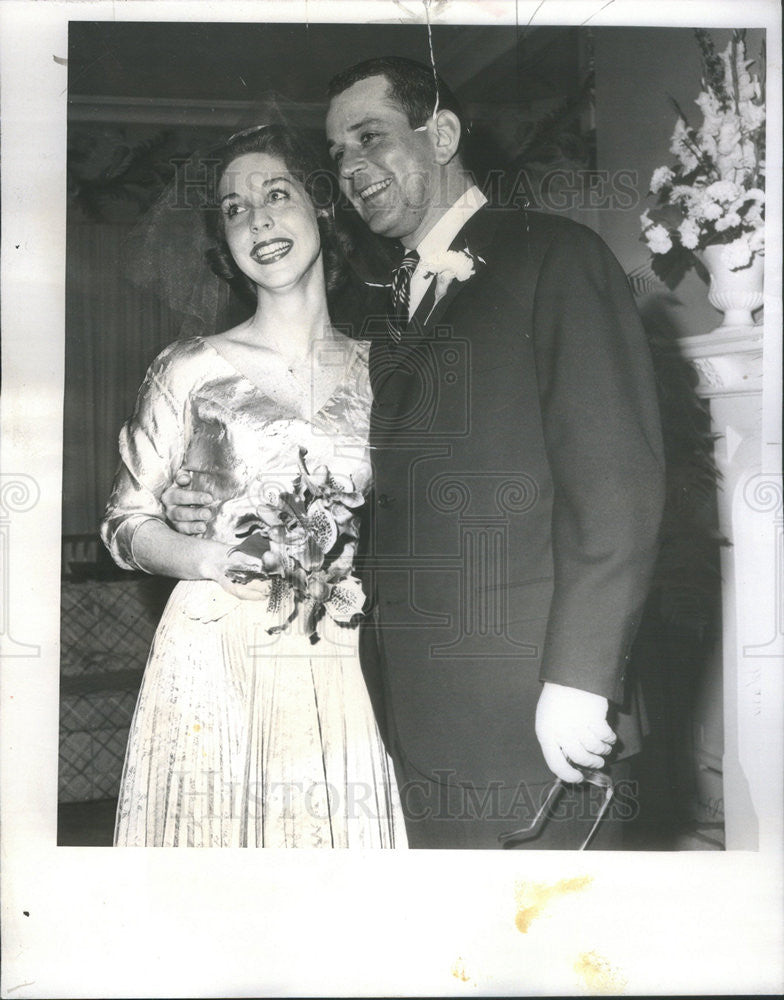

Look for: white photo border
[1,2,781,997]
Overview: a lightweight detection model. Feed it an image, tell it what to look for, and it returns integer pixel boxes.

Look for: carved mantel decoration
[682,327,764,398]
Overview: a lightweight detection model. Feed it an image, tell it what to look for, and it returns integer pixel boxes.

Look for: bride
[101,124,406,848]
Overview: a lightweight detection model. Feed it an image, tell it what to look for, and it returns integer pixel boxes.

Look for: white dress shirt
[407,184,488,319]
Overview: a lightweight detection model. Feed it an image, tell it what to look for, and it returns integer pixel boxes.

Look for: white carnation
[678,218,701,249]
[715,211,741,232]
[699,200,724,221]
[706,179,739,203]
[645,224,673,255]
[420,249,475,282]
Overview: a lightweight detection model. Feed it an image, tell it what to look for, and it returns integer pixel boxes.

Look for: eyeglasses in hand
[497,768,614,851]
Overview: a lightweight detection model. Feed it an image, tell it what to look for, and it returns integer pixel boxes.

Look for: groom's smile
[326,75,440,245]
[358,177,393,201]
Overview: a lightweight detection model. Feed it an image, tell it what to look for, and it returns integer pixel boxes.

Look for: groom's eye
[360,131,379,146]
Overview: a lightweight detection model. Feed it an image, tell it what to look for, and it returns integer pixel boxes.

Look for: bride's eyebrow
[219,176,293,202]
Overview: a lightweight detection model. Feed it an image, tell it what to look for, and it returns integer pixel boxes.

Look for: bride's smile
[250,238,293,264]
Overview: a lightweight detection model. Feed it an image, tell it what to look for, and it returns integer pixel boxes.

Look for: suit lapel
[404,204,499,339]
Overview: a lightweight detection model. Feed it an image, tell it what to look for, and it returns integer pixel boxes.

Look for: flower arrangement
[641,30,765,286]
[418,247,484,320]
[227,448,367,642]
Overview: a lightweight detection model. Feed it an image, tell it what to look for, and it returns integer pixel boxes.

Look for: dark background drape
[63,223,182,535]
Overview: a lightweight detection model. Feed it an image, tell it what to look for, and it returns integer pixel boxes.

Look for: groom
[167,57,665,848]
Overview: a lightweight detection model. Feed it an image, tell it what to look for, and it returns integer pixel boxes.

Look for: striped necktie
[386,249,419,342]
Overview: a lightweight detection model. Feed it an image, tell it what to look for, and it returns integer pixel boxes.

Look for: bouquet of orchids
[227,448,367,642]
[641,30,765,286]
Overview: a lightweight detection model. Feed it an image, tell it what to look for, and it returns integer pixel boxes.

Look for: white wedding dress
[101,336,406,848]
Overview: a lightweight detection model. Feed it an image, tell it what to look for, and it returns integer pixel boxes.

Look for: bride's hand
[199,540,269,601]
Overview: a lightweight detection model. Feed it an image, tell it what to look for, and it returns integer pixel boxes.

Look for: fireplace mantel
[679,323,782,851]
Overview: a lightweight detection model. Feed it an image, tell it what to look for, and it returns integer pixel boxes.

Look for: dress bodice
[102,335,371,570]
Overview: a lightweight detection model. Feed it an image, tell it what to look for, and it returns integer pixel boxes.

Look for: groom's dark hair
[327,56,469,155]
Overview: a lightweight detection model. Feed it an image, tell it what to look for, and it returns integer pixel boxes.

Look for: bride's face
[218,151,322,291]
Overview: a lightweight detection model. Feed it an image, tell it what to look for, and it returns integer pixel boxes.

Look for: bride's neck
[248,267,332,360]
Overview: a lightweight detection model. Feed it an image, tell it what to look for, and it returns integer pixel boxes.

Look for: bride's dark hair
[205,123,349,304]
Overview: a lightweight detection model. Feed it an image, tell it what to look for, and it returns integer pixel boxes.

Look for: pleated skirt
[114,579,407,848]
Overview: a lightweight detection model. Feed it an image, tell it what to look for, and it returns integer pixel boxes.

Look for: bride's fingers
[229,551,265,568]
[219,571,269,598]
[225,558,267,580]
[221,579,266,601]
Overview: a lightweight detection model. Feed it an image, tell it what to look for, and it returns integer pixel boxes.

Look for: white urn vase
[701,242,764,328]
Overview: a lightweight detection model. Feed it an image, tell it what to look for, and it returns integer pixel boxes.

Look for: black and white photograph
[1,1,782,996]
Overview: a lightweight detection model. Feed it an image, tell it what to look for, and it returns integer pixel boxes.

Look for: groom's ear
[430,109,462,165]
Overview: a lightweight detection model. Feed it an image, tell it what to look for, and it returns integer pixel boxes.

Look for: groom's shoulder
[487,206,609,257]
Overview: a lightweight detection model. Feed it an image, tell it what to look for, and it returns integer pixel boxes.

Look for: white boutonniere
[418,247,485,321]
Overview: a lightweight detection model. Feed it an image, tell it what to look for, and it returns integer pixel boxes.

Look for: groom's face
[326,75,439,245]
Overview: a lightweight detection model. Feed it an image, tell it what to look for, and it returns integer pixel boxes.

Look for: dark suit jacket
[356,205,665,789]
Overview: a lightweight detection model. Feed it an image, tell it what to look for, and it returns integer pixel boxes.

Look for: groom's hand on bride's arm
[161,469,213,535]
[534,681,617,783]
